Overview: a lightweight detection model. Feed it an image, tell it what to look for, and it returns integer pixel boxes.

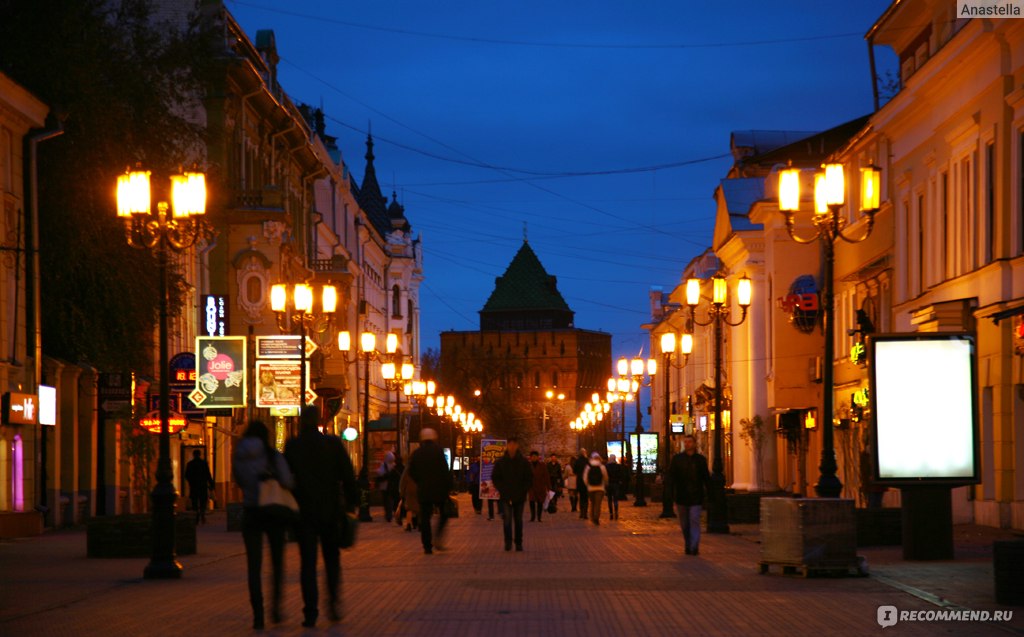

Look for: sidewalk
[1,496,1021,636]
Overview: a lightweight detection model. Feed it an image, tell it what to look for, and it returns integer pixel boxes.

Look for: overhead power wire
[230,1,868,50]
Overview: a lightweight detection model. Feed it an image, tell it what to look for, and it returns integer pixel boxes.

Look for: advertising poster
[628,433,659,473]
[191,336,246,408]
[255,360,309,408]
[479,438,506,500]
[869,333,978,484]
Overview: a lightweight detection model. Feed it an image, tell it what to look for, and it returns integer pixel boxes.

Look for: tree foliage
[0,0,215,371]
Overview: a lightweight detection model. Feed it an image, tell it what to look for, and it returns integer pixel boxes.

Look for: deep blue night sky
[225,0,894,360]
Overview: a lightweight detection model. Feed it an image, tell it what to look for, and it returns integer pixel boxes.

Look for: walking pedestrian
[528,451,550,522]
[284,407,359,627]
[669,434,710,556]
[605,454,626,521]
[399,462,420,531]
[185,449,215,524]
[564,460,578,512]
[582,452,609,525]
[376,451,398,523]
[468,457,483,514]
[491,437,532,551]
[407,428,453,554]
[389,454,405,523]
[233,421,293,630]
[572,448,590,519]
[546,453,564,513]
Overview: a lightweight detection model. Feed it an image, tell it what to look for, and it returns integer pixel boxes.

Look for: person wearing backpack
[581,452,609,525]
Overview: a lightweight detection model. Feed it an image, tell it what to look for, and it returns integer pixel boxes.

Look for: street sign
[256,335,303,359]
[100,399,131,412]
[3,392,37,425]
[255,335,318,359]
[148,393,181,413]
[305,388,318,405]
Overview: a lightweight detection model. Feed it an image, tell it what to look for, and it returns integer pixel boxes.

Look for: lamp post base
[705,471,729,534]
[143,480,182,579]
[357,474,373,522]
[658,489,676,519]
[814,474,843,499]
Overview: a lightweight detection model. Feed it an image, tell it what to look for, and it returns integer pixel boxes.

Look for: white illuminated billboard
[869,334,978,484]
[38,385,56,426]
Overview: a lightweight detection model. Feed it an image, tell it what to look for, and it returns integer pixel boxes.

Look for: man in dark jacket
[669,435,710,556]
[184,449,214,524]
[571,448,590,519]
[285,407,359,627]
[491,437,533,551]
[407,428,453,554]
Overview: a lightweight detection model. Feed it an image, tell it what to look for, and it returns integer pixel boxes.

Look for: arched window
[534,371,540,388]
[392,285,402,318]
[552,370,559,387]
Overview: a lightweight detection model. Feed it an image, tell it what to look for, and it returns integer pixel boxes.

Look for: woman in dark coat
[527,450,551,522]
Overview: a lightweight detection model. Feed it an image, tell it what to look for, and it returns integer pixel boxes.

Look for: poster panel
[255,360,310,409]
[869,333,979,485]
[479,438,507,500]
[191,336,246,408]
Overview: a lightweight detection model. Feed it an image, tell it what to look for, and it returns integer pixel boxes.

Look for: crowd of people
[226,408,711,631]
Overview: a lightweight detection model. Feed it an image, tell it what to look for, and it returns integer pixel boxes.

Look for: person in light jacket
[581,452,609,526]
[233,420,294,630]
[563,461,578,512]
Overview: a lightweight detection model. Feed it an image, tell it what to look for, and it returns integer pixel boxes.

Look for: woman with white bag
[233,420,295,630]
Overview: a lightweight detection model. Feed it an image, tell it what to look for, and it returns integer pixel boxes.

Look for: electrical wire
[229,1,870,50]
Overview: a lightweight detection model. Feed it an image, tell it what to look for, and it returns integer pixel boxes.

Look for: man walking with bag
[285,407,358,627]
[407,428,452,554]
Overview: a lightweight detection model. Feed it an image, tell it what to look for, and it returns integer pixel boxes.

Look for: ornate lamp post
[618,356,656,506]
[338,330,396,521]
[657,331,693,518]
[116,168,210,579]
[381,359,414,457]
[270,282,337,419]
[685,273,752,533]
[405,379,436,451]
[541,390,565,456]
[777,162,880,497]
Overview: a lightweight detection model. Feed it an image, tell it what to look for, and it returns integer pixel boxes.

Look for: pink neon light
[13,434,24,512]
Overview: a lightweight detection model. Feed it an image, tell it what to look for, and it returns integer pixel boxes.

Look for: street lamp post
[116,168,210,579]
[406,379,436,452]
[777,162,880,497]
[270,282,337,424]
[541,390,565,457]
[382,359,414,457]
[338,330,396,521]
[658,332,693,519]
[618,356,655,506]
[685,274,752,533]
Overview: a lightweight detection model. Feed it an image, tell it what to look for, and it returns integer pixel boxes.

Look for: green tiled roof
[481,242,572,313]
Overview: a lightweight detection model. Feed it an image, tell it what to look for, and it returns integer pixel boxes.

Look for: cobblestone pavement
[1,496,1021,636]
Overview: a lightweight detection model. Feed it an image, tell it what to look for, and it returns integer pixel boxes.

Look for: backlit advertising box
[868,333,979,485]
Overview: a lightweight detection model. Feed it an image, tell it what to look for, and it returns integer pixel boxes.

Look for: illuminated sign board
[201,295,229,337]
[256,335,317,359]
[38,385,56,426]
[255,360,310,409]
[138,410,188,434]
[169,352,197,390]
[869,333,979,485]
[3,392,37,425]
[191,336,247,408]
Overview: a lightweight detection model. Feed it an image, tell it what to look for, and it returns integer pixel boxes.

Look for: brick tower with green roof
[440,241,612,455]
[480,241,574,331]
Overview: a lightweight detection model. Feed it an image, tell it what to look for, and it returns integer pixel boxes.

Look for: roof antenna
[523,221,528,242]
